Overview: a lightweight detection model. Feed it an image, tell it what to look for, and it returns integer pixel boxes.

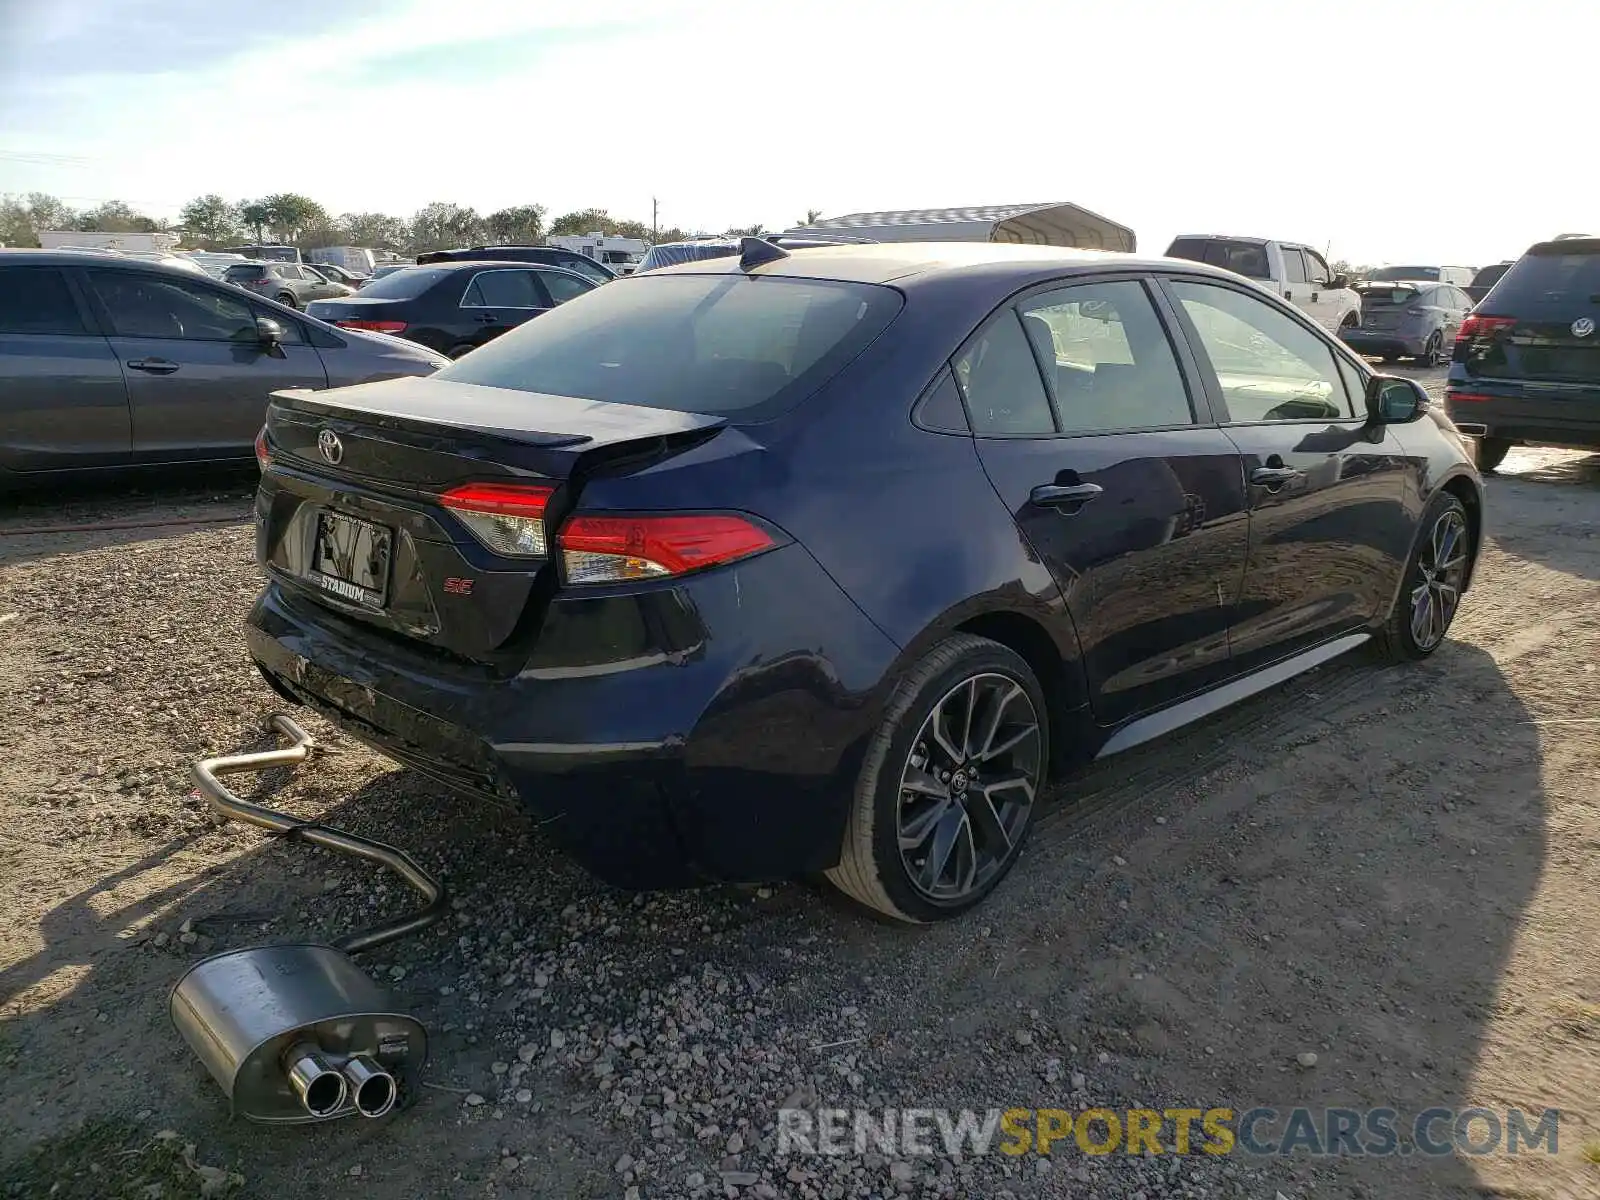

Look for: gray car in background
[0,251,447,487]
[1341,279,1474,365]
[222,260,353,309]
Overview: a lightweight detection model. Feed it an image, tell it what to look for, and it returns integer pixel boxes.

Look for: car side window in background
[463,270,542,308]
[1170,280,1355,422]
[0,267,87,335]
[1306,250,1334,285]
[953,311,1056,436]
[1282,249,1308,284]
[1018,281,1194,433]
[88,271,257,341]
[536,270,592,305]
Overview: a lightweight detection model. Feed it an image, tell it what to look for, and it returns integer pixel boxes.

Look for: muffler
[169,714,446,1124]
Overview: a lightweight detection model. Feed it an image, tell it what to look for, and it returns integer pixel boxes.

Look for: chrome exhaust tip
[343,1054,397,1118]
[284,1042,348,1118]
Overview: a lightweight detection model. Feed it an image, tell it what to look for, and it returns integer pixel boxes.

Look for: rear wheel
[275,292,298,309]
[446,343,475,360]
[1340,311,1359,332]
[1476,437,1513,473]
[827,635,1047,923]
[1377,493,1472,661]
[1415,330,1443,366]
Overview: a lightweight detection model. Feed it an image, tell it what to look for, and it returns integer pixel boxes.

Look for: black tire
[446,343,475,360]
[827,634,1048,923]
[1476,437,1513,473]
[275,292,298,309]
[1376,492,1472,662]
[1414,331,1443,366]
[1340,311,1359,331]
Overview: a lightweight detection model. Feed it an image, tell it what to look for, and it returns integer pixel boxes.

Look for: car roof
[0,249,242,274]
[403,258,585,272]
[644,240,1233,289]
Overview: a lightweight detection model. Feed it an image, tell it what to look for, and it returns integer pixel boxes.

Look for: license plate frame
[310,510,393,609]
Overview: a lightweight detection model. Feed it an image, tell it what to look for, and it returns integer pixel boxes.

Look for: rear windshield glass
[1486,247,1600,309]
[1355,284,1418,306]
[353,266,454,299]
[1164,238,1270,279]
[635,243,738,274]
[436,273,904,420]
[1369,265,1439,281]
[223,264,265,280]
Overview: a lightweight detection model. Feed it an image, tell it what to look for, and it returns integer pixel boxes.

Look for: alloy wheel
[1410,509,1469,651]
[896,672,1042,904]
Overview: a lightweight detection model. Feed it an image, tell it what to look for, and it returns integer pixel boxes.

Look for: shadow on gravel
[1,639,1550,1199]
[0,471,255,568]
[1485,450,1600,583]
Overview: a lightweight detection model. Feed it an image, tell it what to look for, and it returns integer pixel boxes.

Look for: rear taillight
[1447,392,1493,403]
[335,319,408,334]
[440,482,554,557]
[254,427,270,471]
[1457,314,1514,343]
[558,514,775,584]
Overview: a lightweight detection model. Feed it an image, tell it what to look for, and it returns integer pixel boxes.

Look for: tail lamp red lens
[559,514,775,584]
[1456,314,1514,343]
[440,483,554,557]
[254,427,270,471]
[335,319,408,334]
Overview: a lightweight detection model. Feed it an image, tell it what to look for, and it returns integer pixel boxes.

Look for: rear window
[1485,245,1600,310]
[223,265,266,281]
[1355,284,1419,306]
[0,267,85,335]
[354,266,454,299]
[1164,238,1271,279]
[1369,266,1440,282]
[435,273,904,420]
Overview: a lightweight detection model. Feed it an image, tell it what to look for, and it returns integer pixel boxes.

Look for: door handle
[1029,482,1103,509]
[1250,466,1302,485]
[126,358,179,374]
[472,313,498,324]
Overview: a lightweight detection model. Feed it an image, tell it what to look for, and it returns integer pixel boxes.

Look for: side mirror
[1329,274,1350,290]
[1365,374,1427,423]
[256,317,284,347]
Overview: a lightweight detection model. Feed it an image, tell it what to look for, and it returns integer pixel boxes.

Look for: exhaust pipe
[284,1042,348,1117]
[168,715,441,1124]
[343,1054,397,1118]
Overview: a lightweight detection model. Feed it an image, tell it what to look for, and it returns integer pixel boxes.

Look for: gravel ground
[3,372,1599,1199]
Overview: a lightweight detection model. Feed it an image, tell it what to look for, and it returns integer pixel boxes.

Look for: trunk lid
[259,378,726,663]
[1354,283,1422,330]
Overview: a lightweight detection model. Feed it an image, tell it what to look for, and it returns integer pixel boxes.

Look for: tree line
[0,192,817,254]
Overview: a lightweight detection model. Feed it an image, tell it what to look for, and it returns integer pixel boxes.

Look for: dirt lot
[3,372,1599,1200]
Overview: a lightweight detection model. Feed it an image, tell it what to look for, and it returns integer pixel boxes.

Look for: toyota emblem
[317,429,344,465]
[1572,317,1595,338]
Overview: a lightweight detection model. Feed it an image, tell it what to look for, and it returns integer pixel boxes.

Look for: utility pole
[651,196,659,245]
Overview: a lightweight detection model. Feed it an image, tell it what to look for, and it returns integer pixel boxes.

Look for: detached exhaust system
[169,714,446,1124]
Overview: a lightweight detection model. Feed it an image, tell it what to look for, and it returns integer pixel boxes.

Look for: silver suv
[223,260,353,309]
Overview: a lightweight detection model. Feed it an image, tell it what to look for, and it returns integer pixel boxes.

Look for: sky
[1,0,1597,266]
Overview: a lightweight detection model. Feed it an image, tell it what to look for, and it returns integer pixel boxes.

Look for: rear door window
[436,273,904,419]
[0,267,87,334]
[1018,280,1194,433]
[1281,249,1308,283]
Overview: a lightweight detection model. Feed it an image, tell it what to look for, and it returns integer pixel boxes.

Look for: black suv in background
[415,245,615,285]
[1464,261,1514,305]
[1446,238,1600,470]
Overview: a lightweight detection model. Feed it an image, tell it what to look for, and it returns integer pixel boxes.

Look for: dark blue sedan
[243,239,1484,922]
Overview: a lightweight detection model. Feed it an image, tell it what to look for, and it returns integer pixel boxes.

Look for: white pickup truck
[1164,235,1360,333]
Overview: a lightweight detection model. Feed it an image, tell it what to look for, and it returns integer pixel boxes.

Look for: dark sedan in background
[304,260,597,359]
[243,239,1483,923]
[1447,237,1600,470]
[415,245,616,285]
[0,251,446,487]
